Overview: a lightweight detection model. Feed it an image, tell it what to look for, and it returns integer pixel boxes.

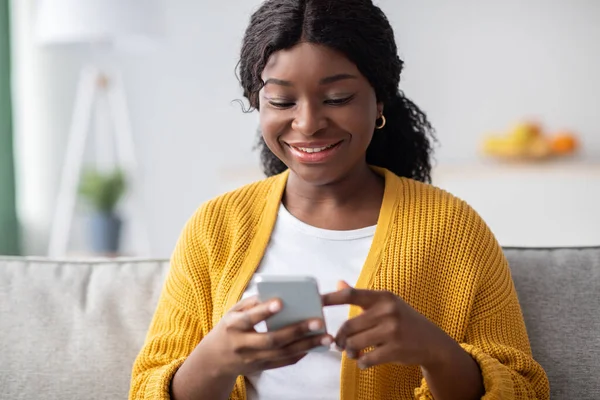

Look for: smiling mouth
[287,141,343,154]
[284,140,344,163]
[292,144,336,153]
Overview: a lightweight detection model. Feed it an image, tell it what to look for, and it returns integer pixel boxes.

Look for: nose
[291,102,328,136]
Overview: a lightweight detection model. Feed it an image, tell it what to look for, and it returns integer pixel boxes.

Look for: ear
[376,101,384,117]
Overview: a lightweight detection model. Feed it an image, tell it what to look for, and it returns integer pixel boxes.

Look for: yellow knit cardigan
[130,168,550,399]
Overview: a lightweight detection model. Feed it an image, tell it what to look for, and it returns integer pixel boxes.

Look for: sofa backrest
[504,247,600,399]
[1,248,599,399]
[0,258,169,400]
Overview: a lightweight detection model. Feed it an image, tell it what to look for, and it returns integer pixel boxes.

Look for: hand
[322,281,456,370]
[195,295,334,378]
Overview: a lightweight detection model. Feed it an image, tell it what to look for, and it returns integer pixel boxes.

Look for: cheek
[353,113,376,139]
[259,109,286,152]
[338,104,377,143]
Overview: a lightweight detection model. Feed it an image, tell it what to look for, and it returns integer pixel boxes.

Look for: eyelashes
[268,101,295,109]
[268,95,355,110]
[325,96,354,106]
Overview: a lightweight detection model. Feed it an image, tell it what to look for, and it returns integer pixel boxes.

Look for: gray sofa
[1,247,599,399]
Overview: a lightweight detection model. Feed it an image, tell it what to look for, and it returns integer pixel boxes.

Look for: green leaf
[78,168,127,213]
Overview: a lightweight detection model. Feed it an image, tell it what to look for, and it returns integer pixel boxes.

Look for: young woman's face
[259,42,382,185]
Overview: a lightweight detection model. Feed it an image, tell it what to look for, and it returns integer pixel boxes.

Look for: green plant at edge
[78,168,127,214]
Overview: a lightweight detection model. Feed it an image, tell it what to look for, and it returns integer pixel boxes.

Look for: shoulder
[392,178,517,324]
[182,173,284,244]
[392,173,501,265]
[394,174,482,227]
[391,174,513,307]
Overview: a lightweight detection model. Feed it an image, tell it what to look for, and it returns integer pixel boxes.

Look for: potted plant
[78,168,127,254]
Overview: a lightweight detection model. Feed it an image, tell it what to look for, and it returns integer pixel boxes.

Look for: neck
[283,162,384,218]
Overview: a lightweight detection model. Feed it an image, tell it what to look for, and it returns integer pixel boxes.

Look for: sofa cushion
[505,247,600,399]
[1,248,599,399]
[0,257,169,400]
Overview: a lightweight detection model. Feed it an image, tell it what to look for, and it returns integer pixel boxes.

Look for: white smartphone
[254,275,328,351]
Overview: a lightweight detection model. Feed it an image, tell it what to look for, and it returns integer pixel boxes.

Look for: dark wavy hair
[238,0,436,183]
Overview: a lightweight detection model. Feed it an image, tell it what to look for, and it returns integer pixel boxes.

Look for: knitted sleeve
[414,206,550,400]
[129,209,212,399]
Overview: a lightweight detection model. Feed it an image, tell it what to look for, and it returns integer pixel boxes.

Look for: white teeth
[295,144,336,153]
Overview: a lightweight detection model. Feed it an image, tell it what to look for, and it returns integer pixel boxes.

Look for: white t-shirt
[242,204,376,400]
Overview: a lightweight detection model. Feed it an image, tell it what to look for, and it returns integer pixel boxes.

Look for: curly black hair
[238,0,436,183]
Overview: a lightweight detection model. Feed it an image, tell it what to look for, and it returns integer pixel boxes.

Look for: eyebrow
[263,73,358,87]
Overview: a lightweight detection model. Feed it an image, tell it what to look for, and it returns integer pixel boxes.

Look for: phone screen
[255,275,327,337]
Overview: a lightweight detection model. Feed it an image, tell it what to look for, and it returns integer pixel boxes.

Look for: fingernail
[358,361,367,370]
[346,350,357,359]
[269,301,281,312]
[308,320,321,331]
[321,336,332,346]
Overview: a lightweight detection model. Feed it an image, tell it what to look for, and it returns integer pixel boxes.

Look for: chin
[288,163,347,187]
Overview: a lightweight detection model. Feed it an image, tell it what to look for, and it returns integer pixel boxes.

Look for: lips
[290,143,338,154]
[285,140,343,163]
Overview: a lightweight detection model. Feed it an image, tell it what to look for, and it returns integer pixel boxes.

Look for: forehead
[262,42,361,81]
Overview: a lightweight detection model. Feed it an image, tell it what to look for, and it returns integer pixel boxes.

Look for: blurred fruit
[481,121,579,161]
[526,136,552,158]
[482,135,526,158]
[482,135,503,153]
[510,122,542,145]
[550,133,578,154]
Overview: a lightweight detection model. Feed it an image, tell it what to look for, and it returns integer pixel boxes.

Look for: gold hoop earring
[375,114,386,130]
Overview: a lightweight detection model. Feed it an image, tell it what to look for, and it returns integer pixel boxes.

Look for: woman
[130,0,549,399]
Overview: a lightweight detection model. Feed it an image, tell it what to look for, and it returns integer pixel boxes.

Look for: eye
[325,95,354,106]
[268,101,295,109]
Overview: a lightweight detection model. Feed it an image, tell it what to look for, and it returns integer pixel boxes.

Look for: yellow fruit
[483,136,525,158]
[482,136,504,154]
[510,122,542,145]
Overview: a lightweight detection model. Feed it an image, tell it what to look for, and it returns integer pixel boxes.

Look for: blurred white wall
[387,0,600,162]
[11,0,262,256]
[11,0,600,257]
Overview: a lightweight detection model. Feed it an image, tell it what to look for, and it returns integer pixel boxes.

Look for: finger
[335,312,380,350]
[231,295,260,311]
[321,287,380,308]
[239,318,324,350]
[356,345,396,370]
[261,333,333,361]
[259,318,326,349]
[340,327,385,359]
[337,280,352,291]
[261,353,307,371]
[231,298,282,330]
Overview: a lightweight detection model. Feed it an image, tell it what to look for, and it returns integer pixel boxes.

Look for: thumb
[335,281,365,313]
